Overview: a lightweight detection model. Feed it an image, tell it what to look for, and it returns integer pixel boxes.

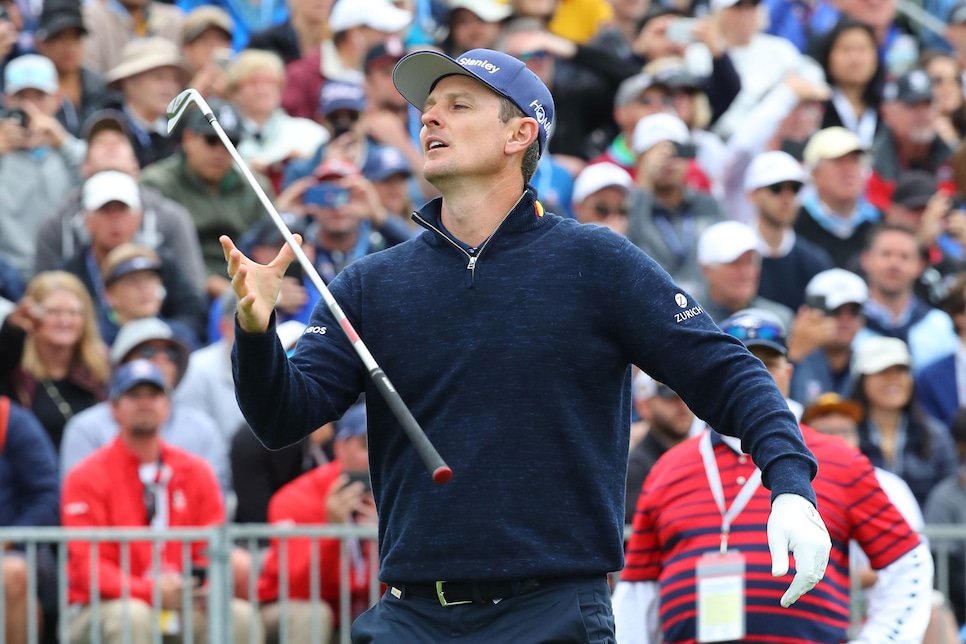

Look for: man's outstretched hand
[220,234,301,334]
[767,493,831,608]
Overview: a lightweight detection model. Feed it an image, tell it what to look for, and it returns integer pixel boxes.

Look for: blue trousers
[351,576,616,643]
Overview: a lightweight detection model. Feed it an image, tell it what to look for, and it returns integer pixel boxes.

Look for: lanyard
[653,212,694,267]
[699,432,761,554]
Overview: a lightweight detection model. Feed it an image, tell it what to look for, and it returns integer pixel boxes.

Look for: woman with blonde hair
[0,271,108,450]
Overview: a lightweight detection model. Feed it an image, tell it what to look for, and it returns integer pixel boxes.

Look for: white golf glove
[766,493,831,608]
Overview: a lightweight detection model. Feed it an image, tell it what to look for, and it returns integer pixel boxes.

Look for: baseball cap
[82,171,142,211]
[801,392,864,426]
[393,47,555,154]
[104,254,162,286]
[883,68,933,105]
[697,220,760,266]
[852,336,912,375]
[654,66,702,91]
[109,359,167,400]
[329,0,412,34]
[720,308,787,355]
[335,403,368,441]
[614,73,669,107]
[35,0,87,42]
[320,81,367,116]
[81,109,131,143]
[364,36,406,72]
[631,112,690,155]
[632,371,657,401]
[802,126,867,169]
[111,317,190,382]
[181,5,233,44]
[892,170,937,209]
[744,150,807,192]
[4,54,58,95]
[314,158,361,181]
[949,1,966,24]
[183,98,243,141]
[804,268,868,310]
[366,146,412,181]
[572,162,633,203]
[449,0,514,22]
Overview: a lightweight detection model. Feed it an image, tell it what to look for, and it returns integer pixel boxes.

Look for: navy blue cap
[320,81,367,116]
[719,308,787,356]
[335,404,367,441]
[365,146,412,181]
[110,359,167,400]
[392,47,555,154]
[104,255,162,286]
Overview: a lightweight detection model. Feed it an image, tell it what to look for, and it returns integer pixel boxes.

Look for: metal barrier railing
[0,523,962,643]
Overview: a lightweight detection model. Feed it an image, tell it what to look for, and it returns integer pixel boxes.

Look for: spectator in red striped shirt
[613,308,933,644]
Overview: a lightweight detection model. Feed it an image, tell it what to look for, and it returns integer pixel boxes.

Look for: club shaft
[200,111,452,482]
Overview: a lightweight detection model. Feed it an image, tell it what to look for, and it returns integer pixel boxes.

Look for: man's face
[183,129,235,183]
[884,203,926,231]
[808,412,860,449]
[373,173,411,217]
[703,250,761,312]
[85,202,142,254]
[333,434,369,473]
[112,384,170,438]
[122,67,183,119]
[615,87,671,137]
[749,346,792,397]
[35,27,84,73]
[124,340,182,388]
[290,0,333,24]
[719,0,762,41]
[860,229,922,299]
[648,391,695,442]
[83,130,140,177]
[752,181,803,227]
[640,140,688,191]
[5,87,58,117]
[234,69,282,117]
[449,8,503,53]
[106,270,164,321]
[827,302,865,349]
[812,151,867,203]
[882,100,937,145]
[574,186,629,236]
[365,62,407,114]
[419,75,524,188]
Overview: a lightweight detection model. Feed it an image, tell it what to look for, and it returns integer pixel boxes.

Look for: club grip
[369,368,453,484]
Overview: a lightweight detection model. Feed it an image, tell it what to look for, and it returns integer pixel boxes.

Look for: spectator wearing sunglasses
[745,151,833,313]
[139,98,276,299]
[60,317,229,495]
[625,113,724,296]
[572,162,633,237]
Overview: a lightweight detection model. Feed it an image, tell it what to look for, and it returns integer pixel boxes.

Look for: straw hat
[103,37,189,88]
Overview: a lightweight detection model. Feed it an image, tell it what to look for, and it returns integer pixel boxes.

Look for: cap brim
[745,339,787,355]
[36,17,87,41]
[393,50,502,112]
[802,401,863,425]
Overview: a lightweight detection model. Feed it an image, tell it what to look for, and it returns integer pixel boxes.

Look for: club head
[165,88,209,135]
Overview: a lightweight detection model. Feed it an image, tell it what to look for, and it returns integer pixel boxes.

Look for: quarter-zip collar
[410,185,547,247]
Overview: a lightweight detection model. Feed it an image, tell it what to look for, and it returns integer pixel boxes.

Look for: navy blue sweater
[233,187,818,583]
[0,400,60,531]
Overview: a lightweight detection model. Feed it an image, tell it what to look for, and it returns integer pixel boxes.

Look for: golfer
[221,48,831,643]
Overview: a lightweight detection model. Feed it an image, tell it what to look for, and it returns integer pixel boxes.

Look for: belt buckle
[436,581,473,607]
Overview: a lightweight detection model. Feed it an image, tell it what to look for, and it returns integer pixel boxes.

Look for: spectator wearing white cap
[0,53,86,280]
[694,220,794,329]
[721,61,831,224]
[789,268,869,405]
[441,0,513,58]
[746,150,833,312]
[281,0,412,120]
[571,162,633,236]
[624,112,724,295]
[795,126,882,269]
[858,223,958,372]
[917,273,966,430]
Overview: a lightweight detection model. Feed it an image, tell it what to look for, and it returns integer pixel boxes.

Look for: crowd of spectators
[5,0,966,639]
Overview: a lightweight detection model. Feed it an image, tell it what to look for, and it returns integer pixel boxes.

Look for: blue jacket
[233,187,818,582]
[0,400,59,530]
[917,354,958,431]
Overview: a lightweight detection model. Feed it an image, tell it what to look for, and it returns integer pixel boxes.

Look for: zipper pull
[466,255,478,271]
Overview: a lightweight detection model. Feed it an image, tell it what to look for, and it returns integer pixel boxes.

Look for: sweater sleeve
[5,404,59,528]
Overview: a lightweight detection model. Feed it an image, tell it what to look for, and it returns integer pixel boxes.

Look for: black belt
[392,579,543,606]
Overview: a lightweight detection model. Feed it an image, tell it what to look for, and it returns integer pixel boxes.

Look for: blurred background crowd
[6,0,966,640]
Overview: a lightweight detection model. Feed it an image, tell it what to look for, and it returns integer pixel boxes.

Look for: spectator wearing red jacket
[62,360,261,644]
[257,403,375,644]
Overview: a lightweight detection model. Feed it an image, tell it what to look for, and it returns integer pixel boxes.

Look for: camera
[344,470,372,492]
[1,107,27,128]
[303,182,350,208]
[805,293,830,314]
[666,18,700,45]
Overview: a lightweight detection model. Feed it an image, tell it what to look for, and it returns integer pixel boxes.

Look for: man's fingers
[272,233,303,274]
[220,235,237,263]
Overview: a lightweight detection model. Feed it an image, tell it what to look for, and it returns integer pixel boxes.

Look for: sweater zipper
[411,193,527,285]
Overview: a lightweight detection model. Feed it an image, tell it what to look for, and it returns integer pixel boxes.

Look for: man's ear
[506,117,539,155]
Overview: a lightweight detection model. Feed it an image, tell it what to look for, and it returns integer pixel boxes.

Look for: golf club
[166,88,453,485]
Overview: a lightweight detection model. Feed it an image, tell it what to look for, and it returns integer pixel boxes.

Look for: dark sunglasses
[133,345,180,363]
[722,322,784,342]
[766,181,803,195]
[636,96,673,107]
[592,203,629,217]
[519,50,549,62]
[202,133,240,148]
